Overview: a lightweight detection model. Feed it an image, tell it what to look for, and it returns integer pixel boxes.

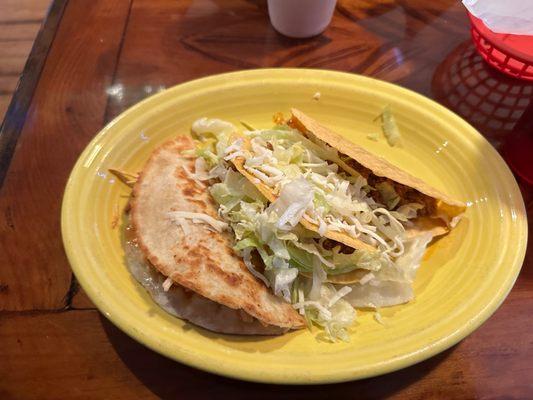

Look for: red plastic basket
[468,12,533,81]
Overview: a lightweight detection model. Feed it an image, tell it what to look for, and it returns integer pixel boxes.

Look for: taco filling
[184,110,465,341]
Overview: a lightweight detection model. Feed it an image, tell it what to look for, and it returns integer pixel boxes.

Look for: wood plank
[0,0,65,185]
[0,40,35,75]
[0,0,51,24]
[0,94,10,121]
[107,0,467,118]
[0,294,532,399]
[71,284,95,309]
[105,0,382,118]
[0,22,42,42]
[0,0,132,311]
[0,76,19,94]
[0,310,153,400]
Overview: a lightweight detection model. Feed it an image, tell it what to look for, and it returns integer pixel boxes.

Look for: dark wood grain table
[1,1,532,398]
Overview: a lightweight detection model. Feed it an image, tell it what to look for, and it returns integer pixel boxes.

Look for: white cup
[267,0,337,38]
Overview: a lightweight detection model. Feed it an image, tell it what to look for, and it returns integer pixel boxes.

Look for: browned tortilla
[130,136,304,332]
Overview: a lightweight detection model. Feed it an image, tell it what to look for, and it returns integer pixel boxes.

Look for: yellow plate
[62,69,527,384]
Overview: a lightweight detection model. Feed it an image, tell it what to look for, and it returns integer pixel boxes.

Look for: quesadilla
[125,136,304,334]
[188,110,465,340]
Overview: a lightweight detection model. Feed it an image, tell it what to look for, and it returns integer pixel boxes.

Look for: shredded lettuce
[328,249,387,274]
[242,248,271,287]
[393,203,424,221]
[234,237,260,251]
[376,181,400,209]
[294,284,356,342]
[344,233,432,307]
[267,267,299,302]
[191,117,432,341]
[191,118,237,167]
[210,169,264,215]
[380,105,402,147]
[267,177,314,230]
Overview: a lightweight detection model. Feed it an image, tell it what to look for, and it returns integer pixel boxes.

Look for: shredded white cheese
[242,248,270,287]
[224,138,244,155]
[318,217,327,236]
[191,157,218,181]
[328,286,352,307]
[297,287,306,315]
[374,310,385,325]
[182,165,206,187]
[168,211,228,232]
[450,215,462,228]
[162,277,173,292]
[359,272,375,285]
[292,301,332,320]
[177,219,190,236]
[224,151,246,161]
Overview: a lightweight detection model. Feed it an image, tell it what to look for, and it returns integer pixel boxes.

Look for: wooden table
[1,1,532,398]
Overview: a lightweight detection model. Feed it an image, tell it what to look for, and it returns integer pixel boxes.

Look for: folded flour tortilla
[129,136,304,334]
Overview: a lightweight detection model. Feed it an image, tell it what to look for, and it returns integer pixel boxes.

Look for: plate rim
[61,68,528,384]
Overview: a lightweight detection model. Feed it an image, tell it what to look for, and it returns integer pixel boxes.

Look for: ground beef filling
[286,121,437,217]
[343,158,436,216]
